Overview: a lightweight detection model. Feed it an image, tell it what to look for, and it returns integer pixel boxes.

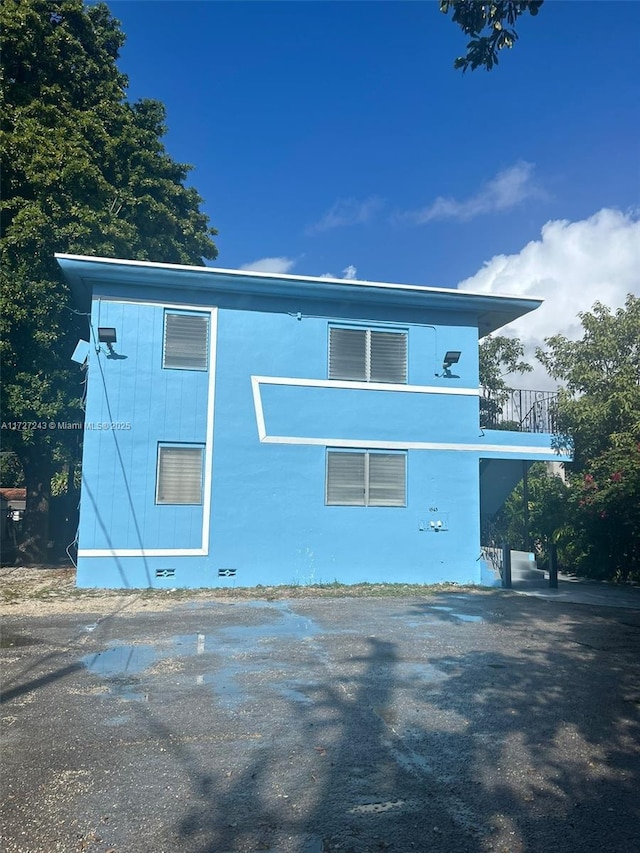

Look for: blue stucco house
[56,254,568,589]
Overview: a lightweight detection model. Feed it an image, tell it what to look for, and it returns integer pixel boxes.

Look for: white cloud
[342,265,357,280]
[307,196,383,234]
[319,264,359,280]
[458,208,640,389]
[240,256,297,274]
[401,161,542,224]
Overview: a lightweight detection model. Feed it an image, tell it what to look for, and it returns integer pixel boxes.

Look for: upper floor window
[163,312,209,370]
[329,327,407,383]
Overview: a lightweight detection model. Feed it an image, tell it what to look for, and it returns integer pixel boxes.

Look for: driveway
[2,591,639,853]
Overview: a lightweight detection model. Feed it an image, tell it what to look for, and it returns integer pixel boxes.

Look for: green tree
[479,334,532,427]
[440,1,544,72]
[0,453,25,488]
[0,0,218,562]
[536,295,640,580]
[492,462,569,563]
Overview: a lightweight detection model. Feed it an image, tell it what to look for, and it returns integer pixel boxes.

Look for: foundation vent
[155,568,176,579]
[218,568,237,578]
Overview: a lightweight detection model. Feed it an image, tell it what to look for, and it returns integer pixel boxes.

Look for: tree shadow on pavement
[152,596,640,852]
[5,593,639,853]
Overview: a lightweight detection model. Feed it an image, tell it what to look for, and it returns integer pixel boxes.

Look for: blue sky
[107,1,639,381]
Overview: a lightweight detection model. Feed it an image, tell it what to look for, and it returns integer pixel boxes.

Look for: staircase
[509,550,548,588]
[481,548,548,589]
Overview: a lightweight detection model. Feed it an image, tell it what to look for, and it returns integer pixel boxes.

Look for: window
[326,450,406,507]
[163,312,209,370]
[329,327,407,383]
[156,445,204,505]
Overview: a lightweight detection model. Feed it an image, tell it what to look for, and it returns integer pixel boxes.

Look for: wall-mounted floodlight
[98,327,117,345]
[443,350,461,369]
[98,327,117,354]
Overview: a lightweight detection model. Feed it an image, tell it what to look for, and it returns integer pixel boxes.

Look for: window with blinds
[326,450,406,507]
[163,312,209,370]
[328,327,407,383]
[156,445,204,505]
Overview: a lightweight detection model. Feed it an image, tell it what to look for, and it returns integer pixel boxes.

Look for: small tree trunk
[16,442,53,565]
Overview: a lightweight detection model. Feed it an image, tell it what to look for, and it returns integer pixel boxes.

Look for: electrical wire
[65,528,79,568]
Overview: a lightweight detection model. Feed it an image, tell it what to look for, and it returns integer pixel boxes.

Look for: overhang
[56,254,542,337]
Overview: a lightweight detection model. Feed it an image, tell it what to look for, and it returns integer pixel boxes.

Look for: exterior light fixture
[98,327,117,354]
[443,350,461,369]
[98,327,117,345]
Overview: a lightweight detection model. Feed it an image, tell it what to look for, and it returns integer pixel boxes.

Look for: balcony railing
[480,389,558,434]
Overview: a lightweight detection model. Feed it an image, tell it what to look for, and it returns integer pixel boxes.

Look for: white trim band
[258,434,565,456]
[251,374,480,444]
[78,548,208,558]
[253,375,480,395]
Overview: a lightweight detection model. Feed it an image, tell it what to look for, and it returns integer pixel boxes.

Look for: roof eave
[55,253,542,335]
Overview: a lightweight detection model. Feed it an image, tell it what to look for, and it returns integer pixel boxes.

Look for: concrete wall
[76,285,562,589]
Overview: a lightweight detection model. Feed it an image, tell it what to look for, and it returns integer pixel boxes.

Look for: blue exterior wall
[80,300,209,553]
[207,306,482,587]
[66,261,565,589]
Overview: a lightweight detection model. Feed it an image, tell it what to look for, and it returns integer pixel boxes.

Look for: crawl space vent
[155,568,176,579]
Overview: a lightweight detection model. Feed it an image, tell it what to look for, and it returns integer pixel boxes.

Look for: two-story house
[56,254,568,588]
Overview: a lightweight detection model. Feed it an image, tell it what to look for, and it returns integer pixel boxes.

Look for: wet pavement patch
[81,632,327,710]
[82,643,161,678]
[79,599,482,707]
[79,602,334,707]
[430,605,484,622]
[216,601,326,642]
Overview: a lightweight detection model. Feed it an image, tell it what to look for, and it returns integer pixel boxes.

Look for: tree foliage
[493,462,569,565]
[487,297,640,581]
[0,0,218,561]
[440,1,544,72]
[537,295,640,467]
[535,295,640,580]
[479,334,532,427]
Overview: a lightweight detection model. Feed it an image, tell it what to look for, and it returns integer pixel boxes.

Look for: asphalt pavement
[513,574,640,609]
[2,591,640,853]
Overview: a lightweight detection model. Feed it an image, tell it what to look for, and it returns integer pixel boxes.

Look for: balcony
[480,388,558,434]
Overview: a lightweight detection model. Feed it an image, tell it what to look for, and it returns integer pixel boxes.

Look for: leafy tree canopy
[487,297,640,581]
[479,334,532,402]
[440,1,544,72]
[535,295,639,580]
[0,0,218,561]
[537,295,640,466]
[479,334,532,428]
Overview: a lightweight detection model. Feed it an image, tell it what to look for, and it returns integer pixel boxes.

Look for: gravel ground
[2,581,640,853]
[0,566,468,617]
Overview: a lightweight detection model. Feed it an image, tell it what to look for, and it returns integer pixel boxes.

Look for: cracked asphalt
[2,591,640,853]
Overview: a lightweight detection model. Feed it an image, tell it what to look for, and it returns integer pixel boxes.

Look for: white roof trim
[54,253,541,305]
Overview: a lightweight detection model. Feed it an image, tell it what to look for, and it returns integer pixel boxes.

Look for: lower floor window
[156,444,204,505]
[326,450,406,507]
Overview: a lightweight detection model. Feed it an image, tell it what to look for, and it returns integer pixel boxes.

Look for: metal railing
[480,388,558,433]
[480,515,504,576]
